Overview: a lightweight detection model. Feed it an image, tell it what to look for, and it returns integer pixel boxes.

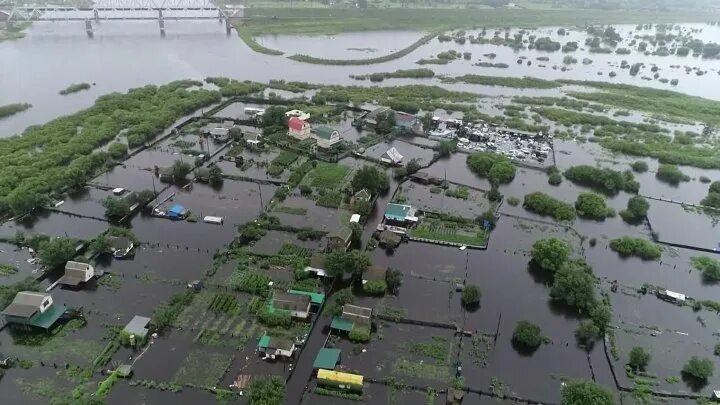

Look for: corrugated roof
[384,203,412,221]
[313,348,341,369]
[258,335,271,349]
[287,289,325,305]
[168,204,185,215]
[382,147,403,163]
[29,303,66,329]
[330,316,354,332]
[313,126,337,140]
[124,315,151,336]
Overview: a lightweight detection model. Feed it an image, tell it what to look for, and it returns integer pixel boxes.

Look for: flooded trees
[682,357,714,382]
[550,261,596,314]
[608,236,662,260]
[560,379,614,405]
[574,192,615,220]
[701,181,720,208]
[530,238,571,274]
[574,320,600,345]
[631,160,649,173]
[351,165,389,195]
[103,197,131,220]
[38,237,76,269]
[461,284,481,308]
[563,165,639,195]
[619,196,650,224]
[466,152,516,185]
[171,160,192,181]
[249,376,285,405]
[655,164,689,185]
[325,250,370,278]
[628,347,651,372]
[522,192,576,222]
[512,321,544,352]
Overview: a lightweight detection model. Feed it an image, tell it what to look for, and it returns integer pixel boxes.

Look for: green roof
[313,348,341,370]
[384,203,411,221]
[330,316,354,332]
[258,335,271,349]
[287,289,325,305]
[313,126,336,140]
[28,303,66,329]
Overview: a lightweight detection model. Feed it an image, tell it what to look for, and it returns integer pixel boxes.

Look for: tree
[710,181,720,195]
[691,256,720,282]
[325,250,370,278]
[574,192,614,220]
[38,237,76,269]
[590,303,612,332]
[261,106,287,129]
[171,160,192,181]
[208,165,223,186]
[656,164,688,185]
[620,196,649,223]
[108,142,128,160]
[531,238,571,274]
[349,222,362,248]
[609,237,662,260]
[631,160,648,173]
[103,197,131,219]
[551,261,597,313]
[628,347,651,372]
[386,268,402,294]
[467,152,515,184]
[462,284,481,307]
[420,112,434,132]
[249,376,285,405]
[561,380,614,405]
[437,140,456,157]
[7,187,49,215]
[682,357,714,381]
[405,159,421,175]
[575,320,600,345]
[548,172,563,185]
[512,321,543,350]
[89,236,113,256]
[351,165,389,195]
[137,189,156,204]
[488,160,516,185]
[375,110,396,135]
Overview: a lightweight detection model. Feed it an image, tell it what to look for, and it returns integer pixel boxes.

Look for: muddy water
[0,210,109,240]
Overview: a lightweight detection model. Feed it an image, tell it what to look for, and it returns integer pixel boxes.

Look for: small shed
[258,335,296,359]
[330,316,354,333]
[59,261,95,287]
[167,204,188,220]
[313,348,341,370]
[123,315,151,340]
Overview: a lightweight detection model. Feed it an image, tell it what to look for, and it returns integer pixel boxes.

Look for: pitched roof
[309,253,325,270]
[259,335,295,351]
[330,316,354,332]
[210,127,229,136]
[313,348,341,369]
[364,266,387,281]
[288,117,306,131]
[328,225,352,242]
[65,261,90,271]
[354,188,371,200]
[287,289,325,305]
[60,268,87,286]
[272,291,311,311]
[312,126,337,140]
[382,147,403,163]
[3,291,49,318]
[124,315,151,336]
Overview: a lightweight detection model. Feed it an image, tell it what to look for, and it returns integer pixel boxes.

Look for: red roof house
[288,117,311,140]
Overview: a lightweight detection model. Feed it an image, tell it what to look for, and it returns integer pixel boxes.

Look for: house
[210,127,230,143]
[167,204,188,220]
[285,109,310,120]
[394,111,421,132]
[245,132,262,147]
[270,290,312,319]
[158,166,174,182]
[304,253,327,278]
[59,261,95,287]
[195,167,211,182]
[123,315,151,342]
[313,348,341,370]
[326,225,352,252]
[657,289,686,304]
[312,126,341,149]
[383,203,418,225]
[258,335,296,359]
[317,369,364,392]
[380,147,403,165]
[362,266,387,285]
[342,304,373,327]
[221,120,235,129]
[352,189,371,204]
[1,291,66,330]
[287,289,325,313]
[108,236,134,259]
[288,117,312,140]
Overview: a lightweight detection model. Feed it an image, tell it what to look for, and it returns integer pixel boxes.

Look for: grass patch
[237,27,284,55]
[274,206,307,215]
[409,336,450,362]
[409,217,487,246]
[308,163,352,188]
[288,33,437,65]
[392,358,449,381]
[0,264,18,276]
[444,74,561,89]
[173,349,233,388]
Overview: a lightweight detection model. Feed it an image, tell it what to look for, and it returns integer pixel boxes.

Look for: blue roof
[168,204,185,215]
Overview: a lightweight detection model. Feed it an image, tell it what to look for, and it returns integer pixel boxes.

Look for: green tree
[249,376,285,405]
[488,160,516,185]
[171,160,192,181]
[656,164,688,185]
[261,106,287,129]
[620,196,650,223]
[574,192,614,220]
[631,161,648,173]
[386,268,402,294]
[325,250,370,278]
[682,357,714,381]
[551,261,597,313]
[467,152,515,184]
[108,142,129,160]
[103,197,131,219]
[609,237,662,260]
[575,320,600,345]
[710,181,720,195]
[437,140,456,157]
[7,187,49,215]
[462,284,481,307]
[590,303,612,332]
[691,256,720,282]
[38,237,76,269]
[548,172,563,185]
[208,165,223,186]
[561,380,614,405]
[512,321,543,350]
[405,159,421,175]
[531,238,571,274]
[628,346,651,372]
[420,112,434,132]
[89,236,113,256]
[375,110,397,135]
[351,165,389,195]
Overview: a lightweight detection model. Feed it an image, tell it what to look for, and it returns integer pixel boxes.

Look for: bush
[325,251,370,278]
[628,347,651,371]
[631,161,649,173]
[462,284,481,307]
[108,142,129,159]
[531,238,571,274]
[351,165,389,195]
[258,307,292,328]
[691,256,720,282]
[349,326,371,343]
[561,380,614,405]
[551,260,597,313]
[609,237,662,260]
[38,237,77,269]
[507,196,520,206]
[548,172,563,185]
[682,357,714,381]
[700,176,712,184]
[575,320,600,344]
[103,197,131,219]
[619,196,649,223]
[363,280,387,295]
[523,192,576,222]
[386,268,402,294]
[656,164,689,185]
[512,321,543,350]
[564,165,638,194]
[466,152,515,185]
[574,192,614,220]
[249,377,285,405]
[715,342,720,356]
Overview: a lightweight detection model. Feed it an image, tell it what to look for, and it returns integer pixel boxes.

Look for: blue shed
[167,204,187,219]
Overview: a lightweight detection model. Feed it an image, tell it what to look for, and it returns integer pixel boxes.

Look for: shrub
[258,307,292,328]
[682,357,714,381]
[507,196,520,206]
[466,152,515,185]
[656,164,689,185]
[551,260,597,313]
[363,280,387,295]
[609,237,662,260]
[108,142,129,159]
[564,165,638,194]
[575,192,614,220]
[462,284,481,307]
[700,176,712,184]
[691,256,720,282]
[349,326,371,343]
[575,320,600,344]
[531,238,571,274]
[249,377,285,405]
[619,196,649,223]
[385,268,402,294]
[351,165,389,195]
[548,172,563,185]
[561,380,614,405]
[512,321,543,350]
[523,192,576,222]
[628,347,651,371]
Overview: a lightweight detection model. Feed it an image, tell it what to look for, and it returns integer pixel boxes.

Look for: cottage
[326,225,352,252]
[383,203,418,225]
[245,132,262,147]
[258,335,296,359]
[221,120,235,129]
[304,253,327,278]
[210,127,230,143]
[158,166,174,182]
[59,261,95,287]
[270,290,312,319]
[352,189,371,204]
[1,291,66,330]
[167,204,188,220]
[312,126,341,149]
[123,315,151,342]
[394,111,421,132]
[288,117,312,140]
[107,236,134,259]
[362,266,387,285]
[112,187,126,196]
[380,147,403,165]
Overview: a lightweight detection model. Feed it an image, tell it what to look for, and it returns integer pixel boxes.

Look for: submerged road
[284,310,333,404]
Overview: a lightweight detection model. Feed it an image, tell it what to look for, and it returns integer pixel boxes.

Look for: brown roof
[272,291,311,312]
[364,266,387,281]
[267,337,295,351]
[59,272,84,286]
[1,291,47,318]
[328,225,352,243]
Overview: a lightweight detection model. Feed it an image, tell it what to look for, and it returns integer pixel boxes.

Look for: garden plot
[0,211,108,241]
[250,230,325,257]
[55,186,116,220]
[124,145,199,172]
[364,139,434,166]
[646,201,720,252]
[0,365,91,405]
[400,181,491,219]
[271,196,345,231]
[329,322,456,388]
[377,276,463,325]
[409,215,488,247]
[371,241,470,280]
[214,148,287,182]
[173,348,235,387]
[303,162,354,190]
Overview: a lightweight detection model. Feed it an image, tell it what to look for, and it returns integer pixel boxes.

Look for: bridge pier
[93,8,99,22]
[158,9,165,36]
[225,18,232,36]
[218,9,224,23]
[84,19,93,38]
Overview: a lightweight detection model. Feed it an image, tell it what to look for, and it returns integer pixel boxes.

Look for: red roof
[288,117,306,131]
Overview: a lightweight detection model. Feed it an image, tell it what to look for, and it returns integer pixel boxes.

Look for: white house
[271,290,312,319]
[258,335,296,359]
[59,261,95,287]
[312,126,341,149]
[380,147,403,165]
